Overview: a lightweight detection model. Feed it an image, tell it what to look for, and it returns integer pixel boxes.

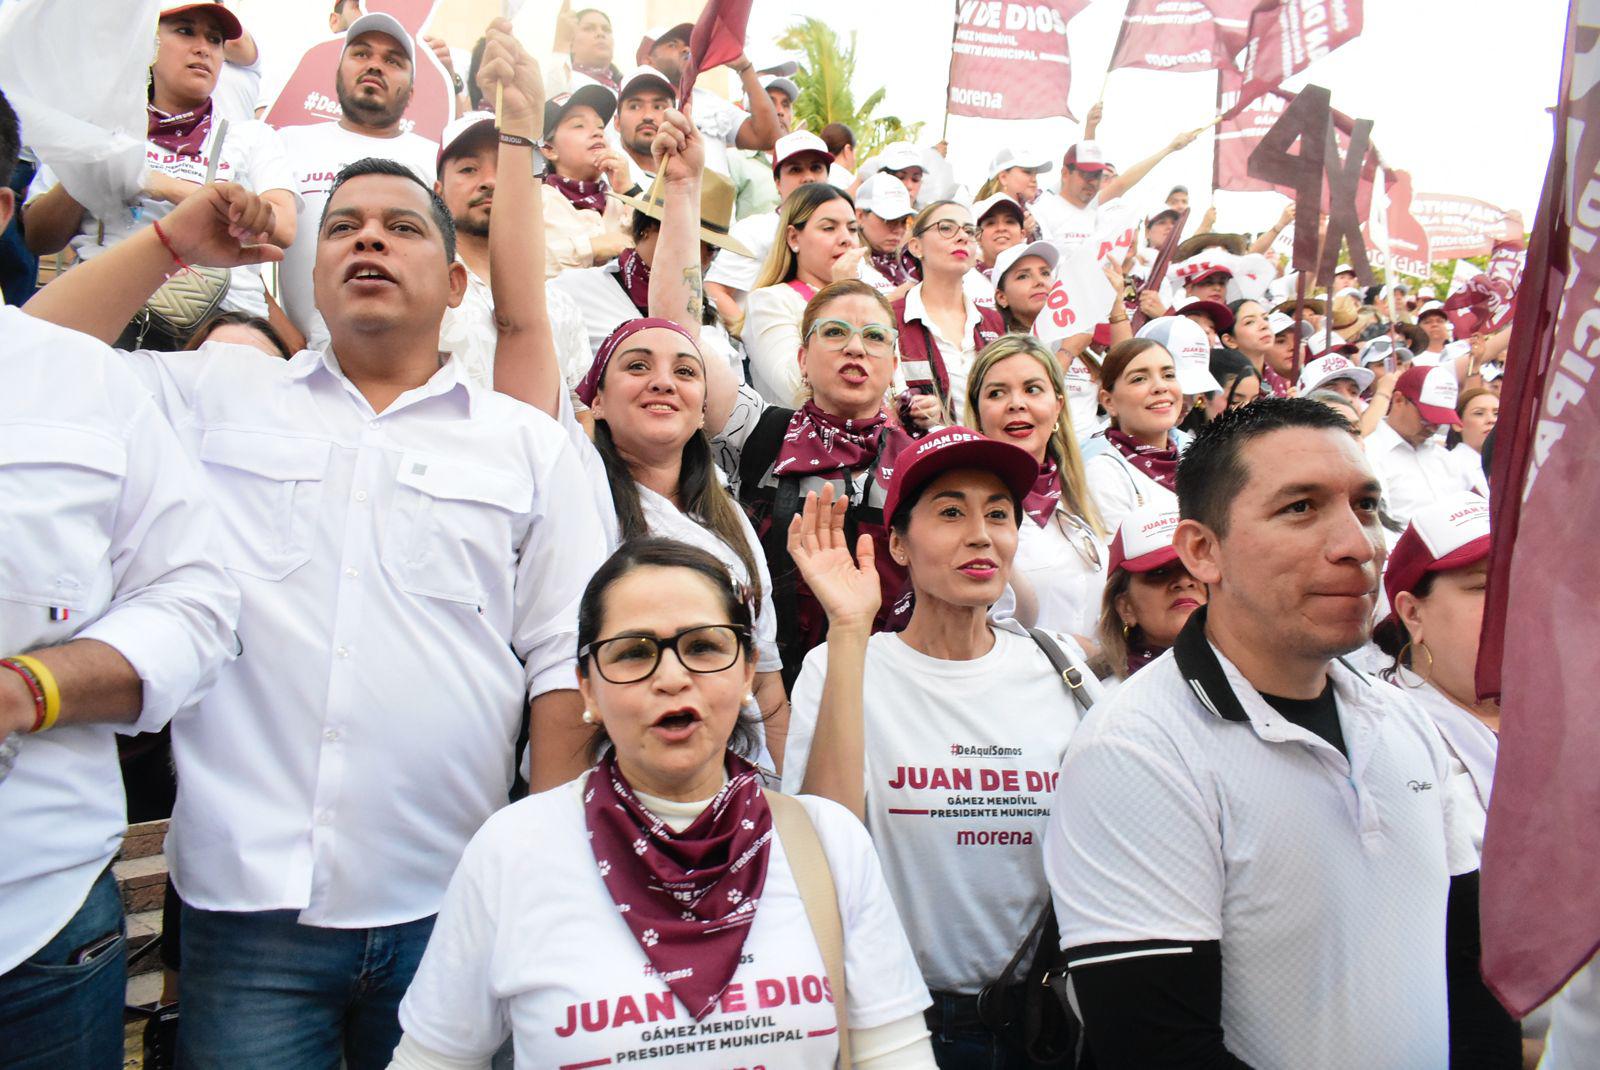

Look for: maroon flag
[1409,192,1524,260]
[946,0,1089,119]
[1106,0,1257,73]
[1476,3,1600,1018]
[262,0,454,141]
[1229,0,1364,117]
[677,0,754,100]
[1362,168,1432,278]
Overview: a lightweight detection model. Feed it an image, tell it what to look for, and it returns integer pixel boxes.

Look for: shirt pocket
[381,451,533,607]
[198,428,331,581]
[0,425,125,610]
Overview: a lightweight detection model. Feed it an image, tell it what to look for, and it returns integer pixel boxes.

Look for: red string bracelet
[0,657,46,733]
[151,219,192,276]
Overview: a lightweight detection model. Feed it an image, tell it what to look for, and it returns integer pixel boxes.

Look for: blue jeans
[927,992,1072,1070]
[177,903,435,1070]
[0,864,126,1069]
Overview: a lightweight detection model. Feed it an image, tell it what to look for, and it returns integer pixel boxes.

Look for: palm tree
[777,17,924,162]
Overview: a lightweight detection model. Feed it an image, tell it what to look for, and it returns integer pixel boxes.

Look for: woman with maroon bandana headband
[389,540,937,1070]
[1081,338,1184,535]
[23,2,297,344]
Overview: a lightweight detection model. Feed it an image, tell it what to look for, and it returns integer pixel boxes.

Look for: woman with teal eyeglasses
[700,278,942,689]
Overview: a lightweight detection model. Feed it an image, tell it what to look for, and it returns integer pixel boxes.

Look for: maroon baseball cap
[882,427,1038,525]
[1394,364,1461,426]
[1175,298,1234,333]
[161,2,242,39]
[1106,505,1182,575]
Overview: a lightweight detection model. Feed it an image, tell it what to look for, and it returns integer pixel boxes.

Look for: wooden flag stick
[495,83,504,124]
[1189,113,1224,137]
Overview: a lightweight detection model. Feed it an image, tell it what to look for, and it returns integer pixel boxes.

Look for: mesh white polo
[1045,635,1476,1069]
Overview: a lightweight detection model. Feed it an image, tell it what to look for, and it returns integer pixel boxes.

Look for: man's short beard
[336,75,414,129]
[624,128,655,158]
[454,213,490,239]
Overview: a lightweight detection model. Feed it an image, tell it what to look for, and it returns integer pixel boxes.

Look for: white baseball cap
[1360,337,1397,366]
[1299,353,1375,395]
[1416,300,1448,320]
[618,66,676,103]
[1107,504,1183,575]
[345,11,414,64]
[972,192,1025,227]
[988,146,1051,177]
[869,142,927,174]
[1304,334,1359,362]
[1063,141,1107,171]
[772,131,833,176]
[1267,310,1297,335]
[1335,262,1355,275]
[1138,316,1220,395]
[1174,252,1236,286]
[855,173,914,220]
[436,111,497,172]
[992,241,1059,287]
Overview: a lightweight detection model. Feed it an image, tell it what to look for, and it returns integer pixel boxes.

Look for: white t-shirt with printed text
[397,776,930,1068]
[784,623,1100,993]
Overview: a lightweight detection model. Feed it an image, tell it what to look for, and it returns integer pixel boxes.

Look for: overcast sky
[241,0,1568,232]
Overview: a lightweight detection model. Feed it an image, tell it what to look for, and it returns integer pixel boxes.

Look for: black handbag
[973,628,1095,1066]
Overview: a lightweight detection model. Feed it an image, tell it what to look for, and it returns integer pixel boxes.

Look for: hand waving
[788,484,881,634]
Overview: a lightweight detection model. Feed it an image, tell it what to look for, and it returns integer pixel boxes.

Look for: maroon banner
[1477,2,1600,1018]
[1231,0,1363,117]
[1106,0,1257,73]
[1410,192,1525,261]
[1363,168,1431,278]
[679,0,755,101]
[262,0,453,142]
[946,0,1089,119]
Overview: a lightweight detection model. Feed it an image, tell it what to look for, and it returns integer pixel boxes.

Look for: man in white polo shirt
[1031,126,1198,249]
[1367,364,1476,534]
[278,12,440,350]
[0,91,240,1067]
[1044,397,1518,1068]
[24,29,607,1065]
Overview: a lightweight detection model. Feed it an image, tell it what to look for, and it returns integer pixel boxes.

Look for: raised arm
[729,54,780,152]
[1249,202,1294,255]
[1101,127,1199,205]
[476,19,563,418]
[788,485,881,821]
[23,182,280,343]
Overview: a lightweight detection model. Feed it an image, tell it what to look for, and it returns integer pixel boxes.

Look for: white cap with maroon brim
[1395,364,1462,425]
[1303,334,1359,362]
[972,192,1024,226]
[1174,252,1236,286]
[992,241,1059,287]
[1137,316,1221,395]
[1063,141,1107,172]
[162,2,243,39]
[771,131,833,176]
[1298,353,1374,395]
[345,11,414,64]
[1383,493,1490,620]
[618,66,677,103]
[1107,504,1183,575]
[437,112,497,172]
[855,173,914,220]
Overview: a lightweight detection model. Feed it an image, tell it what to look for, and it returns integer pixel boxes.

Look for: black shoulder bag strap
[974,628,1093,1065]
[738,406,806,689]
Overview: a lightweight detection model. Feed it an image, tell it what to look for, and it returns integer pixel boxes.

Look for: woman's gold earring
[1416,640,1435,682]
[1121,620,1134,641]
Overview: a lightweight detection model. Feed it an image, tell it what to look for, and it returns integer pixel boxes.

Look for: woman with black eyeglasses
[389,540,939,1070]
[893,202,1006,425]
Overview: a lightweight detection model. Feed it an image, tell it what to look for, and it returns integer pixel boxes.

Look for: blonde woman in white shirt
[965,336,1109,641]
[390,540,938,1070]
[1081,337,1184,535]
[744,182,865,404]
[783,428,1100,1066]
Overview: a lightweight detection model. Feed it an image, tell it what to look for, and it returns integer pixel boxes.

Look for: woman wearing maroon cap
[24,2,297,346]
[1081,338,1184,535]
[1095,505,1206,680]
[389,540,939,1070]
[782,427,1100,1068]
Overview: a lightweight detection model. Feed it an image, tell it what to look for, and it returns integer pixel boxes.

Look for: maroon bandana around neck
[616,248,651,313]
[1261,364,1292,398]
[870,248,921,287]
[1106,428,1179,492]
[584,752,773,1020]
[571,62,620,91]
[1023,456,1061,528]
[774,402,906,478]
[548,173,609,215]
[147,98,215,161]
[1126,637,1166,675]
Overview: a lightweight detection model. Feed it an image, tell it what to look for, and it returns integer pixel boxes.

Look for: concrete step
[113,853,167,914]
[121,819,168,861]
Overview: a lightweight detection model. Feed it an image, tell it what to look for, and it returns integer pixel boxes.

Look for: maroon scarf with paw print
[147,98,214,160]
[548,173,609,215]
[584,751,773,1020]
[1106,428,1179,492]
[774,402,910,480]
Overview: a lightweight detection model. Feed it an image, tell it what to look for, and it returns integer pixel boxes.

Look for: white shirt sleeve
[513,431,611,700]
[72,392,241,734]
[238,120,301,205]
[744,286,806,405]
[1045,732,1225,948]
[779,645,827,795]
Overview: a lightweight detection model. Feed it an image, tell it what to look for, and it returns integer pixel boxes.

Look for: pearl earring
[581,709,595,725]
[744,693,756,707]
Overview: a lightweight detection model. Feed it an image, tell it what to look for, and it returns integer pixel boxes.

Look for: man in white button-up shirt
[1366,364,1476,536]
[1044,398,1518,1069]
[24,28,608,1068]
[0,92,240,1068]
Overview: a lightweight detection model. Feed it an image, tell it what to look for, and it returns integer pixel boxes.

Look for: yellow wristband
[13,655,60,732]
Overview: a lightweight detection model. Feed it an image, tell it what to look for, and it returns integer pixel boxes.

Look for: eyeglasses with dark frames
[579,625,750,684]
